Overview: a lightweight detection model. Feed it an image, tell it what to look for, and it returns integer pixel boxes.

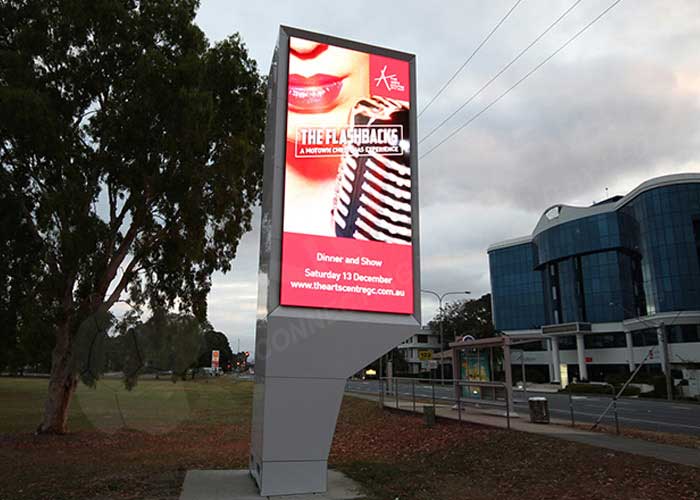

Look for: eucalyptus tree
[1,0,265,433]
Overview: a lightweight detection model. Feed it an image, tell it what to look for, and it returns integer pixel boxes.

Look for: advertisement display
[280,36,414,314]
[250,27,419,496]
[461,350,491,399]
[211,350,220,370]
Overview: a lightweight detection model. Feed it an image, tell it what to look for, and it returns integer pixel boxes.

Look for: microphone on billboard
[332,96,412,244]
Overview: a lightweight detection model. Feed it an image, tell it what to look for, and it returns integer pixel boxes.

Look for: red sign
[280,36,414,314]
[585,356,593,363]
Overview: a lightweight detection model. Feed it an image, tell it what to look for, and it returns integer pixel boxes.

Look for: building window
[631,329,659,347]
[693,218,700,269]
[417,335,428,343]
[584,332,627,349]
[558,335,577,350]
[668,324,700,343]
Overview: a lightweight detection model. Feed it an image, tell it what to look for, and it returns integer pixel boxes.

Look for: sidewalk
[347,392,700,468]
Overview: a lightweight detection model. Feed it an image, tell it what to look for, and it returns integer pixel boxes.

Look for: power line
[417,0,524,119]
[419,0,623,161]
[419,0,583,145]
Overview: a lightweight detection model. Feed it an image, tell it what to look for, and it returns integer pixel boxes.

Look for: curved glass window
[619,183,700,313]
[489,243,545,331]
[533,212,621,267]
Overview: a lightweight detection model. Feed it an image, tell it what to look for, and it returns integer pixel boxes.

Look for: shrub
[638,375,677,399]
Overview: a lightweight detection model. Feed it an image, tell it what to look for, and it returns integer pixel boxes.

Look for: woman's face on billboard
[286,38,369,141]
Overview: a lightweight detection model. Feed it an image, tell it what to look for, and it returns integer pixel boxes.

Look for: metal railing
[346,377,656,438]
[353,377,511,430]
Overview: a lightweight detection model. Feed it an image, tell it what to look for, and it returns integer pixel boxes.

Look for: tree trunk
[38,321,77,434]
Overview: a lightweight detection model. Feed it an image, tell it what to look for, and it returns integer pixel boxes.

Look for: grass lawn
[1,376,699,500]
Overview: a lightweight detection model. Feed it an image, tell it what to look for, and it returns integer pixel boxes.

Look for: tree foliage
[0,0,265,433]
[198,325,234,371]
[428,293,496,342]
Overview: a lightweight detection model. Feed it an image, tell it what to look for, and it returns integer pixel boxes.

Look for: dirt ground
[0,377,698,500]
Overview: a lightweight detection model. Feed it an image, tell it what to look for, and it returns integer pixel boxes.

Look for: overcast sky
[191,0,700,353]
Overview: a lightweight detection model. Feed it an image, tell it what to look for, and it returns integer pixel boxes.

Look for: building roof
[488,172,700,252]
[449,333,544,349]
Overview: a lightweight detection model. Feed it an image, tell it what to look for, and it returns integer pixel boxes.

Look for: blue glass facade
[488,243,546,331]
[620,183,700,314]
[489,179,700,331]
[534,212,622,265]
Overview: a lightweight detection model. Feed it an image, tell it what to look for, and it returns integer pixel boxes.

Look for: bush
[605,373,632,386]
[560,383,641,397]
[638,375,677,399]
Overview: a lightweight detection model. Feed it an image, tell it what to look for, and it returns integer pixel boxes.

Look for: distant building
[488,174,700,391]
[398,326,440,375]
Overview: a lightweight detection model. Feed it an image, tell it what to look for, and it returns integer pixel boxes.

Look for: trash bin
[528,397,549,424]
[423,405,436,428]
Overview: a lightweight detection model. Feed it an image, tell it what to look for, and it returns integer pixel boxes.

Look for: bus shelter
[449,334,544,411]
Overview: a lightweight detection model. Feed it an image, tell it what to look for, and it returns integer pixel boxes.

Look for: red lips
[288,73,346,113]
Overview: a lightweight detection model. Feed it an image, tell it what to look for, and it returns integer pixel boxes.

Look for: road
[345,379,700,436]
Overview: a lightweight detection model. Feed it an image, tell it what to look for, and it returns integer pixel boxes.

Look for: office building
[488,174,700,391]
[398,326,441,375]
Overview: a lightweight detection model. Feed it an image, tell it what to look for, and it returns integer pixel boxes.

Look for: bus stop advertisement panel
[249,26,420,496]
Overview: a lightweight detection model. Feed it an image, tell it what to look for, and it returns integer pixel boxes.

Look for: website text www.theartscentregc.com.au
[288,280,406,297]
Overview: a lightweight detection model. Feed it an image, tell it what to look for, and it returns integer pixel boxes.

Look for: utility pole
[657,322,673,401]
[517,350,527,394]
[421,289,471,385]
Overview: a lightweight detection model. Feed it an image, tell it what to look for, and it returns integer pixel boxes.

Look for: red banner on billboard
[280,36,414,314]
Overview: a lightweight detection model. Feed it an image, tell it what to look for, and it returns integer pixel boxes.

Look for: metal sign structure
[249,26,420,496]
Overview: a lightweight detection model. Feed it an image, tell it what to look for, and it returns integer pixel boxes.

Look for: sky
[190,0,700,354]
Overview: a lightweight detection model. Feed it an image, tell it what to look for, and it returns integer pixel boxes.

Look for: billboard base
[250,459,328,496]
[249,311,418,496]
[180,469,364,499]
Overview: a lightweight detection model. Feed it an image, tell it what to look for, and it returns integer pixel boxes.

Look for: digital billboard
[279,36,414,314]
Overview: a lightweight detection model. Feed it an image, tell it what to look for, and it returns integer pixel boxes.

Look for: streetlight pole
[421,289,471,385]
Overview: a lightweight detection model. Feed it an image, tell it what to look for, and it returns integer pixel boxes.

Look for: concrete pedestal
[180,470,364,500]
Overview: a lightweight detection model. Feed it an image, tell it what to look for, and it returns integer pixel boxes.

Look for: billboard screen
[279,36,414,314]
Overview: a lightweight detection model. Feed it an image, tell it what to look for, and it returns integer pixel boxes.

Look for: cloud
[193,0,700,350]
[206,209,261,352]
[421,57,700,211]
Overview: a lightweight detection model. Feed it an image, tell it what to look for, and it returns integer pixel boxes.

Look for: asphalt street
[345,379,700,436]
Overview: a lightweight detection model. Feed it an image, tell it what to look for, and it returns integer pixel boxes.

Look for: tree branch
[104,256,140,310]
[94,213,141,305]
[108,182,116,225]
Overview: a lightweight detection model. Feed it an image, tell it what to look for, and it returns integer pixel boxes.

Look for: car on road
[201,367,223,377]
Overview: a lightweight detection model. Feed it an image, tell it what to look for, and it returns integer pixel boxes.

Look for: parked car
[202,367,223,377]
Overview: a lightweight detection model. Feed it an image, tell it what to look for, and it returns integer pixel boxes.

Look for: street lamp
[421,289,471,384]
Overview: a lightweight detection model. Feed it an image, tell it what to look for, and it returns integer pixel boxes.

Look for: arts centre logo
[374,64,405,93]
